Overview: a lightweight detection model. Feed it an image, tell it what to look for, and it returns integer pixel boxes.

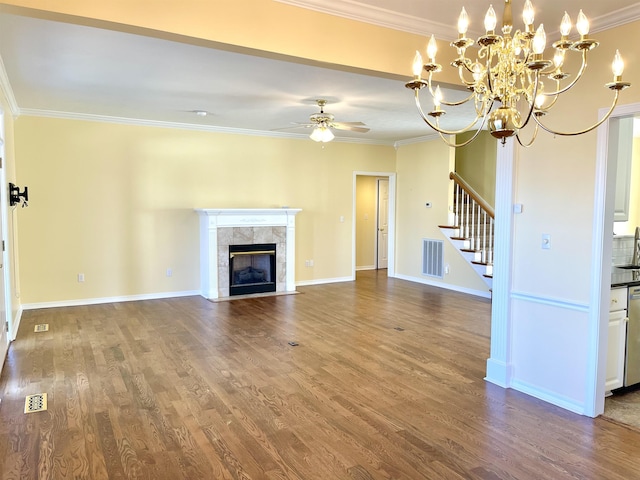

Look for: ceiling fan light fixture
[310,125,334,143]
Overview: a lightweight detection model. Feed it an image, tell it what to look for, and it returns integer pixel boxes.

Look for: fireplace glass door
[229,243,277,296]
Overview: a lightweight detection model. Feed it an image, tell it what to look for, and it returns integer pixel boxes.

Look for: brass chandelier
[405,0,631,147]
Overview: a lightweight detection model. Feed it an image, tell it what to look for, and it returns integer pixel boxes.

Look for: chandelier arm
[533,90,621,136]
[485,47,495,94]
[440,90,477,107]
[415,90,493,136]
[543,49,589,97]
[512,71,541,131]
[433,127,487,148]
[424,75,475,107]
[457,64,479,87]
[515,122,540,148]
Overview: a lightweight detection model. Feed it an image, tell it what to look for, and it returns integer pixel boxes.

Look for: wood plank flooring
[1,270,640,479]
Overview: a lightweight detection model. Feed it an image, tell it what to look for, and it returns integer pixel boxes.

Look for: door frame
[590,101,640,416]
[376,178,389,269]
[0,107,11,371]
[352,171,396,279]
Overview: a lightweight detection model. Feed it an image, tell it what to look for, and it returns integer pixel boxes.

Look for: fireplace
[195,208,301,300]
[229,243,276,296]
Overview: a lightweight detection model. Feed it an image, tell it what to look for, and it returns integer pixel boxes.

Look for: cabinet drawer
[610,287,628,311]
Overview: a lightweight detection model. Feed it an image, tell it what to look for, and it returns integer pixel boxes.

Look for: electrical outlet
[542,234,551,250]
[166,268,173,277]
[309,260,314,267]
[78,273,85,283]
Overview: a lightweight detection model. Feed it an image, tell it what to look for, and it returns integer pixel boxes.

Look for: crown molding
[590,4,640,34]
[0,56,20,117]
[274,0,454,38]
[275,0,640,39]
[394,133,441,147]
[17,108,396,145]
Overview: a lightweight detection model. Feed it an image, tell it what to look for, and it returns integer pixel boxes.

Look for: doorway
[593,101,640,416]
[353,172,396,279]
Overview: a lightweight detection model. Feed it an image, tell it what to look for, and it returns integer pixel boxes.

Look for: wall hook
[9,183,28,207]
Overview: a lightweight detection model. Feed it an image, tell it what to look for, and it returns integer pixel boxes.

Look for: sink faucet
[634,226,640,267]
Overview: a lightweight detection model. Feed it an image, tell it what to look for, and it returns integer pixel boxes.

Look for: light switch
[542,234,551,250]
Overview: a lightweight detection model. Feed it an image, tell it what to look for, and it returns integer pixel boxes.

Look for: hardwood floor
[1,270,639,479]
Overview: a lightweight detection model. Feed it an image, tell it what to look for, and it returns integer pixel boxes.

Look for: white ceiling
[1,1,639,145]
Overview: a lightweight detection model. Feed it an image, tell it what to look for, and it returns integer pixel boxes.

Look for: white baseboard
[355,265,376,271]
[10,307,22,341]
[510,379,587,416]
[393,273,492,299]
[296,276,354,287]
[21,290,201,310]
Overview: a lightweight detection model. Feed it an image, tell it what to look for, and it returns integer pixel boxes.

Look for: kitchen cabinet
[606,287,628,393]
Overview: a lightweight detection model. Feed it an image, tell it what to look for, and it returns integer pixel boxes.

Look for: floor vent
[34,324,49,332]
[422,239,444,278]
[24,393,48,413]
[394,327,405,331]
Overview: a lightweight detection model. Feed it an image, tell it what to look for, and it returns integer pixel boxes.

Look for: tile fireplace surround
[195,208,301,300]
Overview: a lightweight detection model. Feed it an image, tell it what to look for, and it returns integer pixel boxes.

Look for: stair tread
[438,225,458,229]
[471,261,493,266]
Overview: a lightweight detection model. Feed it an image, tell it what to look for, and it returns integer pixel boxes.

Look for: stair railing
[450,172,495,265]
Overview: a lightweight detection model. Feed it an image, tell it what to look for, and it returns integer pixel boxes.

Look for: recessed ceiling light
[194,110,208,117]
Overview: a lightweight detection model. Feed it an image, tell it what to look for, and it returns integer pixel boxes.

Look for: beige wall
[395,139,489,293]
[455,130,497,207]
[14,116,396,303]
[513,20,640,303]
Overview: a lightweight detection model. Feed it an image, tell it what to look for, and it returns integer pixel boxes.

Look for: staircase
[439,172,494,289]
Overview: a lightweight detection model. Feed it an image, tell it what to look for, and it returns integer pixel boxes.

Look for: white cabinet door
[606,309,628,392]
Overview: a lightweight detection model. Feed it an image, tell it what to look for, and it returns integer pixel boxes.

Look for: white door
[377,178,389,269]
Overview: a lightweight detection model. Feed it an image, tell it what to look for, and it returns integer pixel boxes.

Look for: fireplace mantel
[195,208,301,299]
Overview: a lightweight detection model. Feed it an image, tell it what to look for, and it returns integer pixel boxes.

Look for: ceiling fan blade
[271,123,314,131]
[334,121,367,126]
[332,122,370,133]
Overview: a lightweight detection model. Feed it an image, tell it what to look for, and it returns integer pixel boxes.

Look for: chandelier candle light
[405,0,631,147]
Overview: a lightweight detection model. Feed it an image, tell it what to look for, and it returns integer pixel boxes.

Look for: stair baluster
[439,172,495,287]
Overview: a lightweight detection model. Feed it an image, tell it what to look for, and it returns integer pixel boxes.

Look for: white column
[485,139,516,387]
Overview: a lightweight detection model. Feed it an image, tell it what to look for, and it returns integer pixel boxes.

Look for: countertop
[611,266,640,288]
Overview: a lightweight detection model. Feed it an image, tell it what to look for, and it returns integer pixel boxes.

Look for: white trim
[0,56,19,117]
[10,307,21,341]
[393,133,440,148]
[510,291,590,312]
[394,273,492,299]
[18,108,397,146]
[510,379,587,416]
[21,290,201,310]
[485,139,516,388]
[353,172,396,281]
[273,0,455,37]
[274,0,640,39]
[356,265,376,271]
[589,101,640,417]
[590,4,640,34]
[296,276,353,287]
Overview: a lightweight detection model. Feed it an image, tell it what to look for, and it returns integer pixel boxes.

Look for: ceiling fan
[292,99,370,142]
